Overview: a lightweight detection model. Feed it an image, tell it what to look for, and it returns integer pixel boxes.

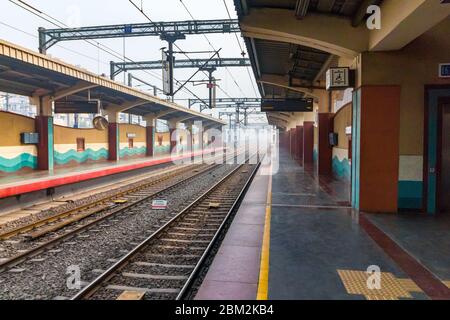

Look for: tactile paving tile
[337,270,413,300]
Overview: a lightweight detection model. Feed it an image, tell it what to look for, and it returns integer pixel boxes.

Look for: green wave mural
[154,145,170,154]
[54,148,108,165]
[0,153,37,172]
[332,156,351,180]
[120,146,147,157]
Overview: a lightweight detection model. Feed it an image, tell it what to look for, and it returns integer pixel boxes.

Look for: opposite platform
[0,149,216,199]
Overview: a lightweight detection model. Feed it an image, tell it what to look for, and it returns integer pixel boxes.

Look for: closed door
[440,103,450,212]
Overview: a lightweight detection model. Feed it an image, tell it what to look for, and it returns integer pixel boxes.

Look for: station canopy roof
[0,39,225,126]
[234,0,384,130]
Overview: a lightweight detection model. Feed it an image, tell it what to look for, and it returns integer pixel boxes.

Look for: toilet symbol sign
[326,67,351,90]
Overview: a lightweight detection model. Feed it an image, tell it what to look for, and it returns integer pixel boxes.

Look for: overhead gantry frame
[38,19,240,54]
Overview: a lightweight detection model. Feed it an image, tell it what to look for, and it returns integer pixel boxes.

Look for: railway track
[0,152,244,273]
[0,164,202,241]
[72,155,261,300]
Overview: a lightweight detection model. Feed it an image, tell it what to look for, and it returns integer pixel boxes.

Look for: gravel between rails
[0,164,208,260]
[0,163,239,300]
[0,163,191,236]
[82,163,257,301]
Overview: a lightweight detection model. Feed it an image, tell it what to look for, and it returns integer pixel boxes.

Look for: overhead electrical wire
[128,0,233,101]
[8,0,199,99]
[221,0,259,97]
[177,0,246,98]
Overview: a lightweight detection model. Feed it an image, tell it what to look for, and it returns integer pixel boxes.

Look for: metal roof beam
[295,0,310,19]
[111,58,250,79]
[39,19,240,53]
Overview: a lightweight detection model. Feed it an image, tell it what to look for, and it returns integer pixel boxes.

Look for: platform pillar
[186,122,194,154]
[34,96,54,171]
[289,128,295,158]
[35,115,54,171]
[352,86,401,213]
[303,121,314,165]
[108,123,119,161]
[168,120,178,154]
[318,113,334,175]
[144,116,155,157]
[296,125,304,163]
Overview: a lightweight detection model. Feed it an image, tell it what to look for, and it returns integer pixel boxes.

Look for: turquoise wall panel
[119,146,147,158]
[332,156,351,181]
[54,148,108,165]
[398,181,423,209]
[0,153,38,172]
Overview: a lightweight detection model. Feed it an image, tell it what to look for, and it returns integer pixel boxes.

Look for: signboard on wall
[326,67,354,90]
[439,63,450,78]
[54,101,99,114]
[261,98,314,112]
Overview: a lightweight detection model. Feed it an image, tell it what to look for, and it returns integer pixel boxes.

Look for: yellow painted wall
[119,124,146,143]
[333,103,352,150]
[54,125,108,144]
[0,111,35,146]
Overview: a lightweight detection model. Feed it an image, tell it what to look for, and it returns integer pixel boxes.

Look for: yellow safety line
[257,160,273,300]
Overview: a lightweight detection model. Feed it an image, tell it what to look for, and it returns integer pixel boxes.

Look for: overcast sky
[0,0,260,118]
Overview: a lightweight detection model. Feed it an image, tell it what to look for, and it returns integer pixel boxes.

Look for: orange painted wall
[359,86,401,212]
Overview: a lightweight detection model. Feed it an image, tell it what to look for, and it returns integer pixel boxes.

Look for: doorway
[424,87,450,214]
[438,99,450,212]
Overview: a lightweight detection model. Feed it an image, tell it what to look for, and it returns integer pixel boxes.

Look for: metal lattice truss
[110,58,250,79]
[38,19,240,53]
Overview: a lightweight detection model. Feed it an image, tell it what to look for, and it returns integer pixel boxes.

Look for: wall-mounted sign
[54,100,99,114]
[261,98,314,112]
[345,126,352,136]
[127,133,136,138]
[439,63,450,78]
[326,68,354,90]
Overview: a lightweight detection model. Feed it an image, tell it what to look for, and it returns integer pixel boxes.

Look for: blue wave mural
[0,153,37,172]
[119,146,147,158]
[332,156,351,180]
[54,148,108,165]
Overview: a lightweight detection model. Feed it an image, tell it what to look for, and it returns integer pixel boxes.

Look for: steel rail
[0,162,222,273]
[71,153,259,300]
[0,164,197,240]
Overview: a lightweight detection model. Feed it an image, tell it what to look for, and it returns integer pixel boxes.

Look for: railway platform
[0,149,223,227]
[0,149,219,200]
[196,149,450,300]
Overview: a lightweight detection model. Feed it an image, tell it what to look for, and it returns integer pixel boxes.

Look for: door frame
[423,85,450,214]
[436,96,450,213]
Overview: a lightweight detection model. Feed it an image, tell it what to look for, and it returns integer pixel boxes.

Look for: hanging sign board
[439,63,450,78]
[261,98,314,112]
[326,67,353,90]
[162,50,172,95]
[54,101,99,114]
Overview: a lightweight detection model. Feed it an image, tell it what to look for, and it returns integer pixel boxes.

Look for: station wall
[54,125,108,167]
[0,111,182,174]
[118,124,146,159]
[360,18,450,210]
[0,111,37,173]
[154,132,171,155]
[332,104,352,180]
